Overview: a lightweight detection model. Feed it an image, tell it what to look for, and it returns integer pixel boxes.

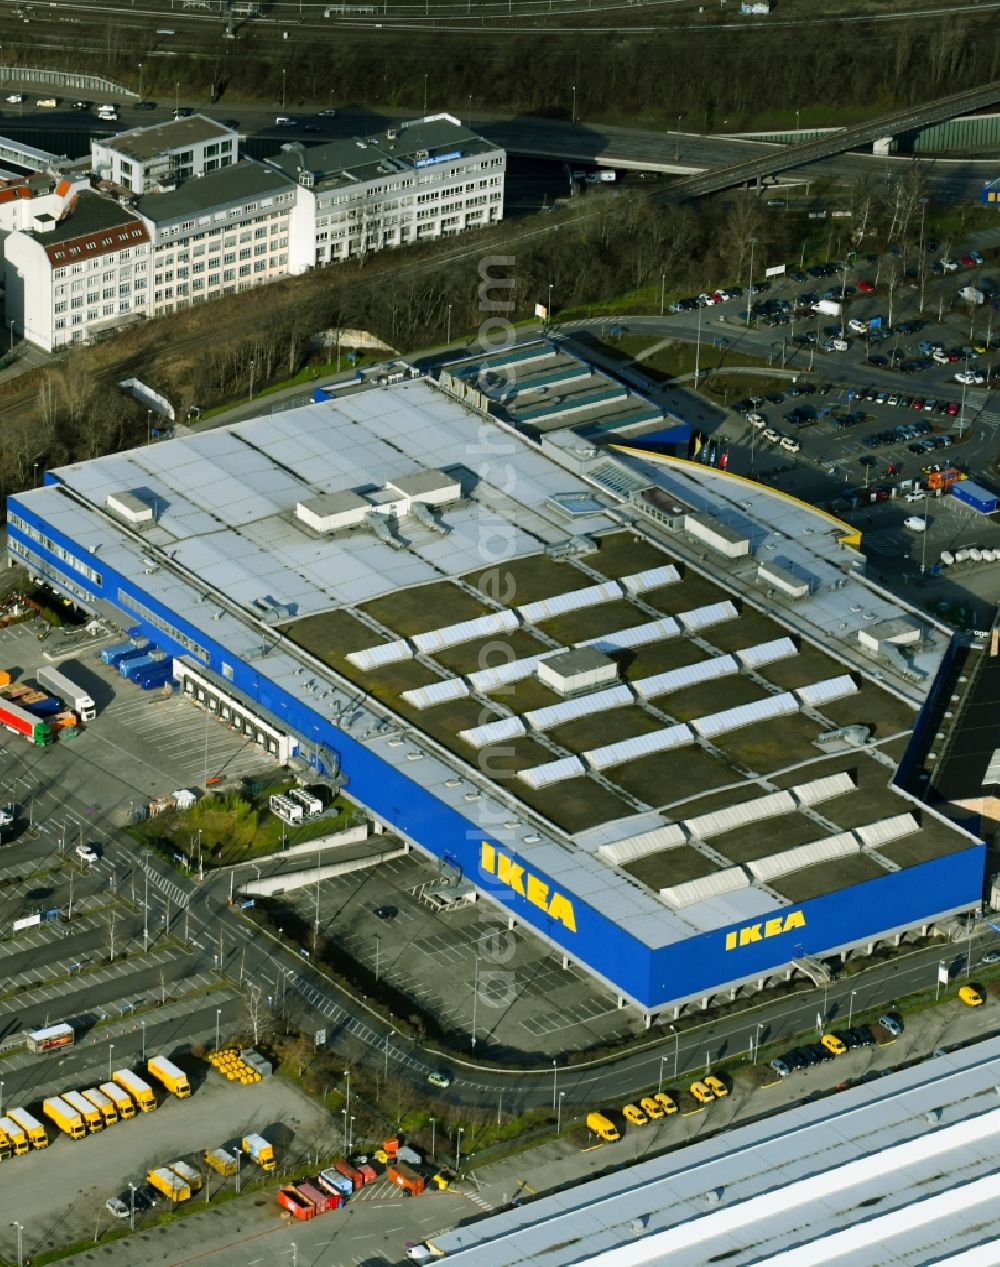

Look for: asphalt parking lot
[276,851,642,1060]
[0,1071,331,1265]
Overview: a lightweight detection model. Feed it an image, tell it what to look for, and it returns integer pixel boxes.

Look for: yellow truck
[242,1133,275,1172]
[63,1089,103,1133]
[0,1126,12,1162]
[42,1095,86,1140]
[586,1111,622,1143]
[204,1147,239,1177]
[168,1159,203,1192]
[147,1056,192,1099]
[147,1167,190,1202]
[113,1069,157,1112]
[0,1115,30,1155]
[82,1087,118,1127]
[8,1107,48,1148]
[100,1081,136,1120]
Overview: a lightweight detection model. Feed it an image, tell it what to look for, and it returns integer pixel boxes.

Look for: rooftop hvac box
[857,617,922,652]
[685,514,751,559]
[107,491,154,526]
[631,486,692,529]
[386,468,461,509]
[296,491,369,533]
[537,647,618,695]
[952,480,999,515]
[757,560,810,599]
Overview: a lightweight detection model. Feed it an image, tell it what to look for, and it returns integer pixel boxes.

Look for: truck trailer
[167,1159,203,1192]
[101,642,147,668]
[318,1168,354,1200]
[26,1022,75,1053]
[0,698,52,746]
[242,1133,275,1171]
[100,1081,136,1119]
[112,1069,157,1112]
[35,665,97,721]
[81,1087,118,1127]
[62,1089,103,1132]
[0,1115,30,1155]
[147,1056,191,1098]
[204,1147,239,1176]
[42,1095,86,1140]
[8,1107,48,1147]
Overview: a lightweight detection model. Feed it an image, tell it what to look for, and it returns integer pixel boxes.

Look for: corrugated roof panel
[457,716,528,749]
[792,771,856,806]
[692,693,798,738]
[796,675,859,707]
[660,866,749,909]
[633,654,738,700]
[400,678,471,709]
[518,579,623,624]
[620,564,681,595]
[579,617,680,653]
[467,654,544,693]
[517,756,586,789]
[412,609,519,654]
[749,832,860,881]
[345,639,413,670]
[735,637,798,669]
[676,600,739,633]
[856,813,920,848]
[525,684,633,732]
[684,790,797,840]
[585,724,694,771]
[598,823,688,865]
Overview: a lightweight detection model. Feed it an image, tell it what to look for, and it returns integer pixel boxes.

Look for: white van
[903,516,927,532]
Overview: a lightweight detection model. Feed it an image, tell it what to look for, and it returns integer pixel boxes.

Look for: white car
[106,1196,129,1220]
[762,427,781,442]
[5,94,23,104]
[903,516,927,533]
[75,843,98,864]
[848,318,868,334]
[697,293,717,306]
[940,259,959,272]
[878,1014,903,1037]
[779,436,801,452]
[426,1069,452,1089]
[955,370,985,385]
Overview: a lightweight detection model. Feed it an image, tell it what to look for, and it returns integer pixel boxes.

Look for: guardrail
[0,66,136,97]
[660,78,1000,204]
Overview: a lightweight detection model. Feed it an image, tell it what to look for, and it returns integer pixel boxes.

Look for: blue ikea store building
[5,380,985,1015]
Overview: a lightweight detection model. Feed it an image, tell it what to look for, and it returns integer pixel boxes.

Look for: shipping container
[26,1022,75,1053]
[100,1081,136,1119]
[388,1163,425,1195]
[101,642,147,668]
[120,653,163,681]
[277,1186,314,1220]
[333,1158,364,1190]
[318,1167,354,1200]
[8,1107,48,1147]
[951,480,1000,514]
[295,1180,331,1213]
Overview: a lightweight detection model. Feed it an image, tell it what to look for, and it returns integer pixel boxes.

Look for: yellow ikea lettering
[725,910,806,951]
[479,842,577,933]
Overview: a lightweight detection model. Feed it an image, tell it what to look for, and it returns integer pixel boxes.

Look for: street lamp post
[344,1067,351,1119]
[551,1059,557,1112]
[547,282,554,325]
[848,990,857,1030]
[795,108,800,137]
[215,1007,222,1052]
[471,955,479,1049]
[918,197,929,313]
[455,1126,464,1170]
[138,62,144,103]
[557,1090,565,1133]
[249,359,255,401]
[658,1054,667,1095]
[694,302,703,388]
[675,114,682,162]
[282,68,287,111]
[12,1221,22,1267]
[429,1115,436,1159]
[660,272,666,317]
[384,1030,393,1081]
[920,487,929,574]
[752,1022,764,1065]
[423,72,428,113]
[447,303,452,345]
[129,1182,137,1231]
[571,83,577,125]
[746,237,757,328]
[109,1042,114,1082]
[0,1080,4,1117]
[671,1024,679,1078]
[141,1020,146,1062]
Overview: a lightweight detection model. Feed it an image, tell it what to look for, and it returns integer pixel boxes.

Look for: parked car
[959,984,985,1007]
[427,1069,452,1088]
[75,843,98,863]
[879,1014,903,1037]
[639,1096,663,1119]
[106,1197,129,1221]
[653,1092,678,1114]
[689,1081,714,1105]
[770,1057,791,1078]
[622,1103,648,1125]
[821,1033,847,1056]
[981,951,1000,965]
[703,1074,728,1098]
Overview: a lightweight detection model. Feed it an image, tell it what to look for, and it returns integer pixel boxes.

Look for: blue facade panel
[7,494,988,1010]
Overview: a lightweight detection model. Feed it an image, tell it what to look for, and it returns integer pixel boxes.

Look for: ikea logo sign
[480,842,577,933]
[725,910,805,951]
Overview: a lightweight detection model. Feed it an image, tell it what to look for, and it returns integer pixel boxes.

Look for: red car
[911,398,925,410]
[959,255,975,268]
[946,401,959,416]
[873,488,890,502]
[857,280,875,294]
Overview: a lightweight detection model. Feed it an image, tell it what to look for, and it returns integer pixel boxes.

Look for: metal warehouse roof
[429,1034,1000,1265]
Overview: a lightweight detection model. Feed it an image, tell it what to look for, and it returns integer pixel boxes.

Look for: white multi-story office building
[3,191,152,350]
[268,113,505,268]
[2,113,505,350]
[91,116,239,194]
